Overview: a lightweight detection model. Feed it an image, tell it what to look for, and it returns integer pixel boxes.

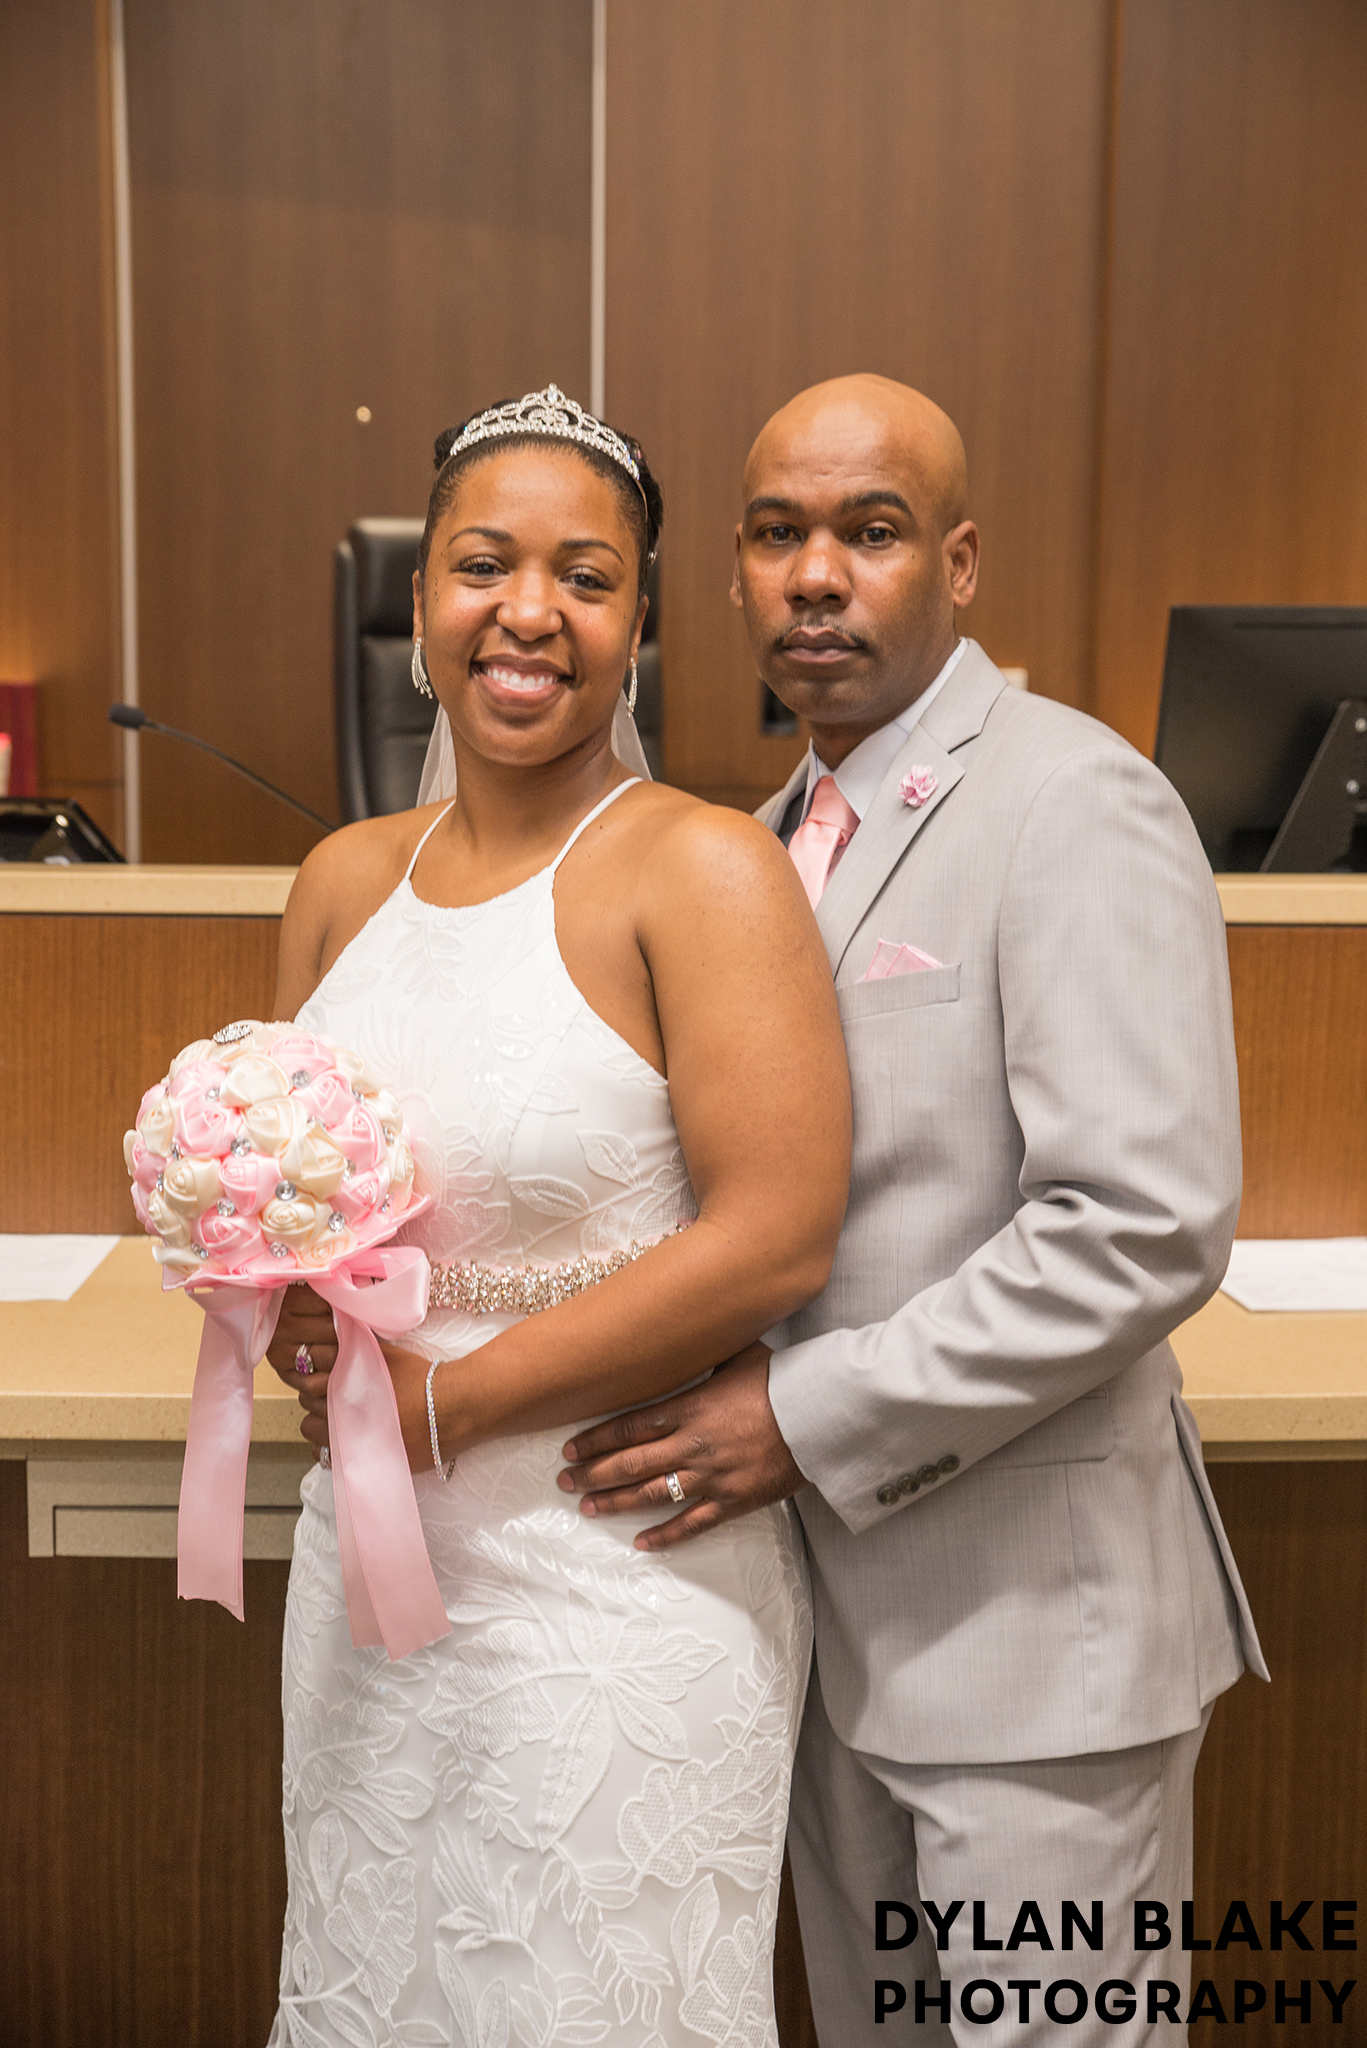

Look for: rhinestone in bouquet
[124,1019,417,1281]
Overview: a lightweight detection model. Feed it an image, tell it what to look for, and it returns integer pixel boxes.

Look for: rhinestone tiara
[445,384,644,498]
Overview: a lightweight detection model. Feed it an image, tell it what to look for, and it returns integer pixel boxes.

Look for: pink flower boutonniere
[899,765,938,809]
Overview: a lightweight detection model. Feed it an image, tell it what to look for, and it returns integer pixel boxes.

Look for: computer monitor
[1154,606,1367,871]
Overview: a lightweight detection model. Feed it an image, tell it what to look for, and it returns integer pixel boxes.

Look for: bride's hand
[264,1284,337,1451]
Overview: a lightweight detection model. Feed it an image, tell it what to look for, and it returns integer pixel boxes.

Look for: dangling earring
[411,637,434,699]
[625,656,638,717]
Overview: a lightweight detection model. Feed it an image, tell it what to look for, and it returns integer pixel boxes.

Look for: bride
[263,386,850,2048]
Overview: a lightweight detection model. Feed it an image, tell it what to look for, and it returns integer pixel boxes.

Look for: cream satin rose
[124,1019,425,1280]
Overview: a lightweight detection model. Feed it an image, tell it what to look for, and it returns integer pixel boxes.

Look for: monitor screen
[1154,606,1367,870]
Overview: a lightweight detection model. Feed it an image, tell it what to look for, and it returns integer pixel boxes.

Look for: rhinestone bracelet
[425,1358,453,1480]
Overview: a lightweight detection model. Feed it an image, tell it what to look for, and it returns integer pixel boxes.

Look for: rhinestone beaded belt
[429,1232,682,1317]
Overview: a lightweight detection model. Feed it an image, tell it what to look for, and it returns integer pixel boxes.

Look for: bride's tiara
[444,384,645,502]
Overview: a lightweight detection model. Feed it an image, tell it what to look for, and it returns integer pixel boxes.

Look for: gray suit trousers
[788,1667,1211,2047]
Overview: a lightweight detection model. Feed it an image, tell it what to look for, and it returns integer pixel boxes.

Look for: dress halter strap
[550,778,640,872]
[403,801,456,883]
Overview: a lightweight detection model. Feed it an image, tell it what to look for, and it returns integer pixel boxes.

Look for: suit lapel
[815,641,1008,976]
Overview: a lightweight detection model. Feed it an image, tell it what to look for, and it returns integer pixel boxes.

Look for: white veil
[416,691,652,805]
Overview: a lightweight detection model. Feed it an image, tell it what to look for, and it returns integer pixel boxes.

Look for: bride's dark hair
[418,404,664,596]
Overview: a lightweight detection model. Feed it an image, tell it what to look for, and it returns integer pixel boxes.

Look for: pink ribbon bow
[176,1245,451,1661]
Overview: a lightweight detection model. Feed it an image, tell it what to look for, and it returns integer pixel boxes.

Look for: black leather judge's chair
[334,519,433,822]
[335,521,664,822]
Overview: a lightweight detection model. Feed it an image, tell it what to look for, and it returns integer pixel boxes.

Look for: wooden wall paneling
[0,914,280,1234]
[606,0,1115,805]
[1227,926,1367,1237]
[0,0,125,846]
[1094,0,1367,753]
[1190,1463,1367,2042]
[0,1461,290,2048]
[125,0,594,865]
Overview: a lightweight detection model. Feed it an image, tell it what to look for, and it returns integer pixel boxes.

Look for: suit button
[937,1455,960,1475]
[876,1484,900,1506]
[915,1464,940,1487]
[896,1473,920,1496]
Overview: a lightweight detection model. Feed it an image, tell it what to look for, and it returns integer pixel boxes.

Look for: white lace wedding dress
[268,784,812,2048]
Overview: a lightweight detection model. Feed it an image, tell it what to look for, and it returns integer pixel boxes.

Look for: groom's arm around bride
[561,374,1266,2042]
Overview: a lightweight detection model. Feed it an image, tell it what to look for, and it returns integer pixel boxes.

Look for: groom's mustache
[774,622,869,653]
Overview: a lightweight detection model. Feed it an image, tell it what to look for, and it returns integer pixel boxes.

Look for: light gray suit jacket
[762,640,1266,1766]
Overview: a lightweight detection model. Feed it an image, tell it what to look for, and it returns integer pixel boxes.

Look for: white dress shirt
[797,638,966,827]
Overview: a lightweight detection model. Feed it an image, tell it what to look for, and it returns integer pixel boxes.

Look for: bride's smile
[416,443,648,766]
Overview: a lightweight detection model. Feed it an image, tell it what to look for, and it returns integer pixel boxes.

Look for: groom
[560,375,1265,2042]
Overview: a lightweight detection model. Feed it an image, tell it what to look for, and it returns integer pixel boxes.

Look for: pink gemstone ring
[295,1345,314,1376]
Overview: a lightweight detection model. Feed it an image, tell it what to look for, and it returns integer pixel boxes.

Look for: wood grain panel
[606,0,1114,802]
[0,1459,289,2047]
[1095,0,1367,752]
[1227,926,1367,1237]
[125,0,592,864]
[0,915,279,1233]
[1191,1462,1367,2042]
[0,0,124,846]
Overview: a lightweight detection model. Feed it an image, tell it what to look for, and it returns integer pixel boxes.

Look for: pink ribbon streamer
[176,1244,451,1661]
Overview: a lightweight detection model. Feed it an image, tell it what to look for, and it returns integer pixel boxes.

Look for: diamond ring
[664,1471,686,1505]
[295,1345,314,1376]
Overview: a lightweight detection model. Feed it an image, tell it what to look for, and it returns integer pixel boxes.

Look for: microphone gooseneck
[107,706,335,832]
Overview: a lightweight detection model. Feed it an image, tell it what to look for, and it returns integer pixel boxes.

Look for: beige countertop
[0,864,296,916]
[2,866,1366,925]
[0,1238,300,1449]
[2,1237,1363,1458]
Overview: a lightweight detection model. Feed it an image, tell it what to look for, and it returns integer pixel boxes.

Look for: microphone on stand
[108,705,336,833]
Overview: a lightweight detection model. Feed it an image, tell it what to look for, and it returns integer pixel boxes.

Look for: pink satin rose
[167,1058,229,1103]
[268,1032,335,1083]
[193,1209,266,1267]
[327,1100,388,1173]
[217,1149,283,1216]
[131,1180,152,1230]
[167,1038,216,1080]
[173,1091,245,1158]
[124,1130,165,1192]
[295,1069,358,1128]
[330,1163,390,1225]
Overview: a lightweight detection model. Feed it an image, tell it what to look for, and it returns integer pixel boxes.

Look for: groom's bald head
[744,375,969,532]
[732,375,979,765]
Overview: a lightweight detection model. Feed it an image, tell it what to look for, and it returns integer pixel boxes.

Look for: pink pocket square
[859,938,944,981]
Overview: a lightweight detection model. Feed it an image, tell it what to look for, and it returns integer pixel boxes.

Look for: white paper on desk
[1221,1237,1367,1313]
[0,1234,121,1302]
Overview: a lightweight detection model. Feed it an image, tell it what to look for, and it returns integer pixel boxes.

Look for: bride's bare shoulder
[623,782,807,913]
[278,806,449,1000]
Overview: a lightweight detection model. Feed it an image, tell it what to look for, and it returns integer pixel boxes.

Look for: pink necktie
[788,775,860,907]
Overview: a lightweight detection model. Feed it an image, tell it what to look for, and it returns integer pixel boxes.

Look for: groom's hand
[556,1342,805,1549]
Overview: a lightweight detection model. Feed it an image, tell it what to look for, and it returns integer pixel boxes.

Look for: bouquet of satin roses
[126,1020,450,1659]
